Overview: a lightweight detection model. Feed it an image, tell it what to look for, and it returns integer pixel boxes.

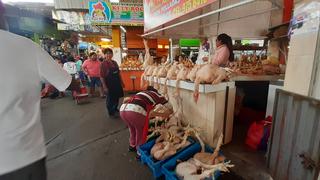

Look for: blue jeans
[89,77,101,88]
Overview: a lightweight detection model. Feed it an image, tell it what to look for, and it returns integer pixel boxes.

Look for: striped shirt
[131,90,168,111]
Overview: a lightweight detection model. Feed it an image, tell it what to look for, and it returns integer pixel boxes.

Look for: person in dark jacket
[100,48,124,118]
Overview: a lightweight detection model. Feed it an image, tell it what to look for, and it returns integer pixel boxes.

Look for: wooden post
[112,26,121,48]
[283,0,293,23]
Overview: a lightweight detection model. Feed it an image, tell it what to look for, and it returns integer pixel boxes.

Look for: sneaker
[128,146,136,152]
[135,154,141,161]
[109,114,119,119]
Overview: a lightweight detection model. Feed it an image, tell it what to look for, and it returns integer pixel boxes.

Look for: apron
[124,96,154,143]
[105,61,124,98]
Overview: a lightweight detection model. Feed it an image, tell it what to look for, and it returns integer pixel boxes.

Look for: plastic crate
[138,137,195,179]
[161,143,222,180]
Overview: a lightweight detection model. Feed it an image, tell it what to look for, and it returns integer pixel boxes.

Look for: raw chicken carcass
[151,142,165,157]
[176,161,198,178]
[175,66,191,96]
[140,65,157,88]
[143,39,154,68]
[163,63,180,97]
[193,134,224,165]
[262,64,281,75]
[193,64,227,102]
[155,64,171,89]
[187,64,203,82]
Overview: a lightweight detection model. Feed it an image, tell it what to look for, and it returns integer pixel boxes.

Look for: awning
[142,0,283,39]
[54,0,143,10]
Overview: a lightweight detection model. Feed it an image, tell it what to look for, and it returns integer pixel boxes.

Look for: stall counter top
[230,74,285,81]
[145,76,235,94]
[120,69,144,71]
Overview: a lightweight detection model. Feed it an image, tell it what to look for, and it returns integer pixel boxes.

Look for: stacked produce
[261,57,282,75]
[229,61,264,75]
[120,56,143,70]
[228,56,282,75]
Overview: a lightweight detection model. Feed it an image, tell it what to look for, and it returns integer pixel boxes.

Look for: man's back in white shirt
[0,30,71,176]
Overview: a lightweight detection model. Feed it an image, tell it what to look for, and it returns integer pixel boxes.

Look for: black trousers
[0,158,46,180]
[106,94,120,116]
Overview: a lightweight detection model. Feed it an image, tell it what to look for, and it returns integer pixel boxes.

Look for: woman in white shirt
[211,33,234,67]
[63,56,77,75]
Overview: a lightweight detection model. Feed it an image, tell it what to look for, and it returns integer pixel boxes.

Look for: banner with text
[111,3,144,26]
[89,1,144,26]
[143,0,216,31]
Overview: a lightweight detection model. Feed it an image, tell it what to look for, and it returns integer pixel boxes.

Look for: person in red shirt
[120,86,173,153]
[82,52,104,97]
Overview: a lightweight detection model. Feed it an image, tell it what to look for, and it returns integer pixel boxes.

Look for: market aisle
[41,97,152,180]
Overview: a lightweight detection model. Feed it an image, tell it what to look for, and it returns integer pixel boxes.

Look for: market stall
[135,0,296,176]
[145,76,235,146]
[141,0,285,146]
[120,70,144,92]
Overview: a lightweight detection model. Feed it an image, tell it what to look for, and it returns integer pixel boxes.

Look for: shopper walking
[0,2,72,179]
[82,52,104,97]
[120,86,173,153]
[75,56,85,81]
[100,48,124,118]
[63,56,77,75]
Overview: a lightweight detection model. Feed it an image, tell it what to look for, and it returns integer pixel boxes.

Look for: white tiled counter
[144,76,236,146]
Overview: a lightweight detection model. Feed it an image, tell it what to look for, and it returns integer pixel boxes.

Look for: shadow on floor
[222,122,273,180]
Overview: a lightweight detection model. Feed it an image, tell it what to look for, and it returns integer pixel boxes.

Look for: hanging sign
[89,1,112,25]
[144,0,216,31]
[88,1,144,26]
[52,10,86,31]
[111,3,144,26]
[52,10,101,32]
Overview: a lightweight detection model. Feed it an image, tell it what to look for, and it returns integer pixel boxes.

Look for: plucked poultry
[193,64,227,102]
[175,133,234,180]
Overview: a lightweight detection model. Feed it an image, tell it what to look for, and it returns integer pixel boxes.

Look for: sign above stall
[89,1,112,24]
[52,10,101,32]
[143,0,216,31]
[88,1,144,26]
[111,3,144,26]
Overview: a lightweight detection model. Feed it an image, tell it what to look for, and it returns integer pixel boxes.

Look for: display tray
[144,76,235,93]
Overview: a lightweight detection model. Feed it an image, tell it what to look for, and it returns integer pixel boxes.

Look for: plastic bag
[245,116,272,151]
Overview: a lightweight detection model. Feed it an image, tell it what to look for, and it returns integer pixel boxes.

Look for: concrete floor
[41,96,272,180]
[41,97,152,180]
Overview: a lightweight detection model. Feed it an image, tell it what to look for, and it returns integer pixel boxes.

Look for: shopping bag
[245,116,272,150]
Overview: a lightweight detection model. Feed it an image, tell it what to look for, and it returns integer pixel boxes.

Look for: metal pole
[142,0,256,37]
[169,38,173,63]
